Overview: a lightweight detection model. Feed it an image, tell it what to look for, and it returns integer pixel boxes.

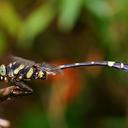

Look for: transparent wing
[10,55,62,75]
[10,56,35,66]
[41,63,62,75]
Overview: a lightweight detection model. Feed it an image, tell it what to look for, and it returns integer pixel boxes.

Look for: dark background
[0,0,128,128]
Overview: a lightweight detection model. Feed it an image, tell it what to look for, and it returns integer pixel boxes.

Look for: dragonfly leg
[12,80,33,95]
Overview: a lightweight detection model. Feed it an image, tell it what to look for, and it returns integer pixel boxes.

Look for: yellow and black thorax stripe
[6,62,46,81]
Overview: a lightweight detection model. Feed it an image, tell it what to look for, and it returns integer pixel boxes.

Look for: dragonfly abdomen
[58,61,128,71]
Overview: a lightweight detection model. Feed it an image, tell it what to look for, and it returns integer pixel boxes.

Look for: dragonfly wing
[10,56,35,66]
[10,56,62,75]
[41,63,62,75]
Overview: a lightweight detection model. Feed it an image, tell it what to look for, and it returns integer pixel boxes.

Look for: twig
[0,86,32,103]
[0,118,10,128]
[0,85,33,127]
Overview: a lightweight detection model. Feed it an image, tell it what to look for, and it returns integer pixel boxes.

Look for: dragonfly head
[0,64,6,76]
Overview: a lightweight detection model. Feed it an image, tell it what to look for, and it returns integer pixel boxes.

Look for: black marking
[17,66,31,80]
[11,62,21,70]
[6,64,14,77]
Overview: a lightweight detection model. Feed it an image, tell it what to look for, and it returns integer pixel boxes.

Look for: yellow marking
[14,64,25,75]
[121,63,124,68]
[26,68,34,78]
[108,61,115,67]
[38,71,44,78]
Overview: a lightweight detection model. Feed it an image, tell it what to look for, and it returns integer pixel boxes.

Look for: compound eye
[0,65,6,76]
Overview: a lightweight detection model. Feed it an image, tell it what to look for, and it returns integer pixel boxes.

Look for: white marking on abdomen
[9,63,12,67]
[108,61,115,67]
[59,65,65,68]
[75,63,79,66]
[120,63,124,68]
[91,61,94,64]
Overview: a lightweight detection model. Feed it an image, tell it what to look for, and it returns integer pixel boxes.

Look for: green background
[0,0,128,128]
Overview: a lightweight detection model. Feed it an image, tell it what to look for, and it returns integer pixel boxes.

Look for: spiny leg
[0,85,33,102]
[12,80,33,95]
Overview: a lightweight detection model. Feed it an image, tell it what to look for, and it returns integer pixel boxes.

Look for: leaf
[0,1,22,36]
[58,0,83,32]
[18,3,55,48]
[0,32,7,56]
[84,0,113,18]
[19,108,49,128]
[103,117,126,128]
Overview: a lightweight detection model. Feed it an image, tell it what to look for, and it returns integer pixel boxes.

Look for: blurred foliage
[0,0,128,128]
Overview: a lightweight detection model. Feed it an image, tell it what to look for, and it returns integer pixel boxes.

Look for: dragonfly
[0,56,128,95]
